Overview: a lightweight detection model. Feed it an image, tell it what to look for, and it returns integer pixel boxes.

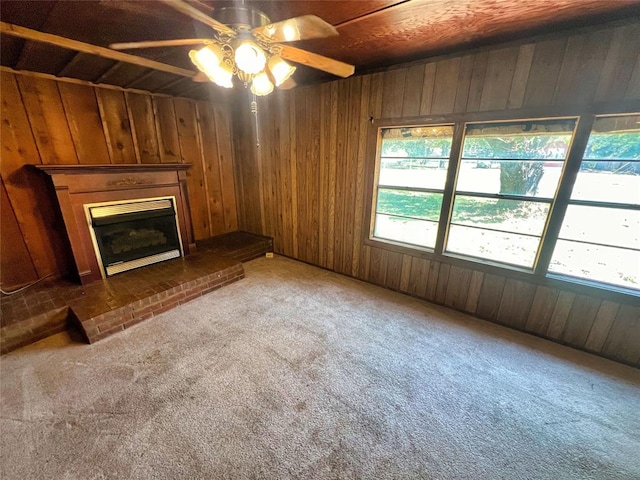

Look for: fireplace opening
[87,198,183,277]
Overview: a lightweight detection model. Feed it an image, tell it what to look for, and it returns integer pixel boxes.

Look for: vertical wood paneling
[584,301,619,352]
[369,247,388,287]
[479,46,519,111]
[17,76,78,165]
[431,57,461,114]
[546,291,576,339]
[0,179,38,287]
[464,271,485,314]
[475,274,506,320]
[453,55,474,113]
[288,91,299,257]
[212,105,238,233]
[434,262,451,304]
[552,29,613,105]
[465,51,489,112]
[425,260,441,302]
[327,82,339,269]
[496,278,537,329]
[95,89,137,163]
[332,80,348,271]
[445,265,471,310]
[341,78,362,273]
[58,83,110,164]
[1,72,70,278]
[624,55,640,100]
[126,92,160,163]
[602,305,640,365]
[278,92,294,256]
[595,24,640,102]
[523,37,568,107]
[385,251,403,291]
[402,64,424,117]
[196,101,224,236]
[230,22,640,366]
[507,44,536,109]
[561,294,602,347]
[398,255,413,293]
[174,98,209,240]
[419,63,437,115]
[525,286,560,335]
[408,257,429,298]
[153,97,181,163]
[351,76,371,276]
[381,69,406,118]
[318,83,331,268]
[1,72,240,290]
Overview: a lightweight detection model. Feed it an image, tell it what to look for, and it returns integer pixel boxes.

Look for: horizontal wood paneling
[232,22,640,366]
[0,71,238,290]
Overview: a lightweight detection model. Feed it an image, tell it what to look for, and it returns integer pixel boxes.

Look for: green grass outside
[377,189,532,224]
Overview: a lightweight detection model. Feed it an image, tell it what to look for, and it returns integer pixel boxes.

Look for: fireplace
[87,197,183,277]
[37,164,196,284]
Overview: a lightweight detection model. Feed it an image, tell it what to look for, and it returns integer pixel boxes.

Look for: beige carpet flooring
[1,255,639,479]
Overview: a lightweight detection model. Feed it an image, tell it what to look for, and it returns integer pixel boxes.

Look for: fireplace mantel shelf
[36,163,192,175]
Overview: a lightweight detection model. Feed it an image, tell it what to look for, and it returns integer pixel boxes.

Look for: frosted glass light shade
[250,72,274,96]
[189,45,223,76]
[211,62,234,88]
[267,56,296,86]
[235,41,267,75]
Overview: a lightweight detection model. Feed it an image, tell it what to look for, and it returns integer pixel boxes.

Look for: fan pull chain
[251,94,260,148]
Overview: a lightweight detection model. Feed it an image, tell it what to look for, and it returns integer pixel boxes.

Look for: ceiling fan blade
[192,71,210,82]
[110,39,210,50]
[279,45,354,78]
[159,0,236,37]
[253,15,338,43]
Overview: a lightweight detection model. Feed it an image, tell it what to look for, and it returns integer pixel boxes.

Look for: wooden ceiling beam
[0,21,197,79]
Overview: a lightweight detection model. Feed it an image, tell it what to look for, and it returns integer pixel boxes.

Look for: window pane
[446,225,540,268]
[571,163,640,205]
[456,160,563,198]
[450,196,550,235]
[376,189,443,222]
[379,125,453,189]
[379,158,449,190]
[462,119,576,160]
[380,125,453,158]
[374,214,438,248]
[557,205,640,249]
[549,240,640,290]
[583,114,640,161]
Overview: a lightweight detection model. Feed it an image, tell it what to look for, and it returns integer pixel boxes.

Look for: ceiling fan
[109,0,355,96]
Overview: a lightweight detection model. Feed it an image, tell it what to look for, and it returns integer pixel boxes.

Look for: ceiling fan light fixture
[210,62,234,88]
[267,56,296,86]
[235,40,267,75]
[250,71,274,96]
[189,44,223,75]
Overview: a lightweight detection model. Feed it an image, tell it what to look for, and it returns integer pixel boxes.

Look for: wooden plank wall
[0,71,238,289]
[232,22,640,366]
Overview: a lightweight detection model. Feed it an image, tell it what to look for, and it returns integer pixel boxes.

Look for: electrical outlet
[266,252,274,258]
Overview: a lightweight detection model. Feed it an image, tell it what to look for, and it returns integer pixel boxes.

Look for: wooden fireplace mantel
[37,163,196,284]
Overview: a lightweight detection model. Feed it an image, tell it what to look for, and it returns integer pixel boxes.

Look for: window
[549,114,640,290]
[368,111,639,296]
[445,119,577,268]
[372,125,453,249]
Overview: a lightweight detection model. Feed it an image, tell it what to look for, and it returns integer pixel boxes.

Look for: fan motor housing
[215,7,270,30]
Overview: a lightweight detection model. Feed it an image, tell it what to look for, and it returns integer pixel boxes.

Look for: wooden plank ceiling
[1,0,639,99]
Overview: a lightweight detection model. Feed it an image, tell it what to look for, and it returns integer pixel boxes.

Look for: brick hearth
[1,232,273,353]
